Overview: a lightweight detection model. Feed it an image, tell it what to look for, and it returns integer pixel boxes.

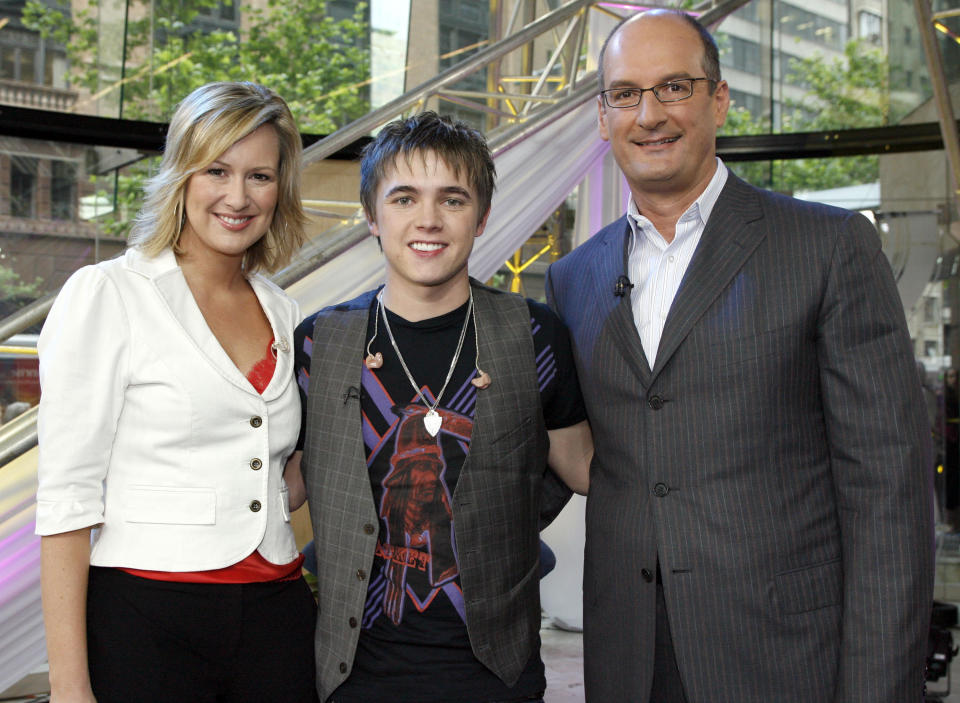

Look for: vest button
[349,617,358,628]
[250,416,263,428]
[357,569,367,581]
[250,458,262,470]
[641,568,654,583]
[363,523,375,535]
[653,483,669,498]
[648,395,664,410]
[339,662,347,674]
[249,500,262,512]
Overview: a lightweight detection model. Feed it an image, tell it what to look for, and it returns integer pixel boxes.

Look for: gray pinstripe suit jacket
[301,281,560,702]
[545,172,934,703]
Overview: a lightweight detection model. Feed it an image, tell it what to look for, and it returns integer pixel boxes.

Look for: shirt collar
[626,157,729,242]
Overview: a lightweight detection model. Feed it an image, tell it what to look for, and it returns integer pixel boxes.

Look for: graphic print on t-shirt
[360,363,478,629]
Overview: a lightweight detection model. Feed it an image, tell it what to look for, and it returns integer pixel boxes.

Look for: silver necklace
[375,289,474,437]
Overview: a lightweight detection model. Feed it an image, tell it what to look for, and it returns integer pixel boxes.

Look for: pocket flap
[122,485,217,525]
[773,558,842,615]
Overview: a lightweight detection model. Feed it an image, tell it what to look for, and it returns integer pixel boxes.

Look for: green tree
[721,39,889,194]
[22,0,370,235]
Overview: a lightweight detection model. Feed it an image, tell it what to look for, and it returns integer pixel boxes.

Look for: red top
[122,338,305,583]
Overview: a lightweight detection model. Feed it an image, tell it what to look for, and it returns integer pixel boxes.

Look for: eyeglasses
[600,78,716,108]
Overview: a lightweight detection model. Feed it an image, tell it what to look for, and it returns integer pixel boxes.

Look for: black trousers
[86,566,318,703]
[650,575,689,703]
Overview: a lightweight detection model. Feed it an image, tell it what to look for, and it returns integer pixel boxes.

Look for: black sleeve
[526,299,588,430]
[293,312,318,451]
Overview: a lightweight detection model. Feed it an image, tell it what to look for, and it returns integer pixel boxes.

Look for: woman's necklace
[373,289,475,437]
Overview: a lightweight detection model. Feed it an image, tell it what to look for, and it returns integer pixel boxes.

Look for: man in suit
[290,112,592,702]
[545,9,933,702]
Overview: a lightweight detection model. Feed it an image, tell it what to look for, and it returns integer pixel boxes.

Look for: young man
[545,9,932,703]
[292,112,592,703]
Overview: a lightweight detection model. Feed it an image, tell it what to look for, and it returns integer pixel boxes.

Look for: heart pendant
[423,409,442,436]
[365,352,383,369]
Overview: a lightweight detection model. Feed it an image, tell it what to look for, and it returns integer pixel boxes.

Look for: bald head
[597,10,721,94]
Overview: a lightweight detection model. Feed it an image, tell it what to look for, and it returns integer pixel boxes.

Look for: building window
[10,158,37,219]
[50,161,76,221]
[858,10,882,45]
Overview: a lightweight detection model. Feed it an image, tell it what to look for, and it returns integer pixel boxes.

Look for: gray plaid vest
[302,279,550,701]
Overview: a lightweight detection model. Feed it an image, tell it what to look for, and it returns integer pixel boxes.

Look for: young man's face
[368,149,488,299]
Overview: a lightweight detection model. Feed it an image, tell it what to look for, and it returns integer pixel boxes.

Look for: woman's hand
[283,451,307,511]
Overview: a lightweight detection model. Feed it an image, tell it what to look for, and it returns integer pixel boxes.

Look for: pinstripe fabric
[545,172,934,703]
[302,280,550,702]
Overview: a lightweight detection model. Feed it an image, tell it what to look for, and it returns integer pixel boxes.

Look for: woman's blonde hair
[129,81,307,273]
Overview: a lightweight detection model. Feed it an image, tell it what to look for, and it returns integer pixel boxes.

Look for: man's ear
[597,95,610,142]
[475,208,491,238]
[366,212,384,251]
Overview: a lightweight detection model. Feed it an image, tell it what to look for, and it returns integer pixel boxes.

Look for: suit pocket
[773,558,842,615]
[709,323,794,369]
[122,485,216,525]
[490,416,534,446]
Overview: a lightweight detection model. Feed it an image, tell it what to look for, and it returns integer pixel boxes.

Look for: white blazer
[35,247,301,571]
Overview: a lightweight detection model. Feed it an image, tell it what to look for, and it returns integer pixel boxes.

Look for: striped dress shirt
[627,158,728,365]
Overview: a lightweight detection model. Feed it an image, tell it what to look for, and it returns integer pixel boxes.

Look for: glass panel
[10,156,37,218]
[50,160,76,220]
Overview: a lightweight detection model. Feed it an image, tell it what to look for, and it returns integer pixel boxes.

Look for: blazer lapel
[129,248,284,396]
[592,218,654,387]
[650,174,765,382]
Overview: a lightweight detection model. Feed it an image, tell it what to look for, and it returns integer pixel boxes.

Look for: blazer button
[357,568,367,581]
[653,482,669,497]
[349,617,358,628]
[250,458,262,470]
[648,395,664,410]
[641,568,654,583]
[339,662,347,674]
[363,523,376,535]
[250,416,263,428]
[249,500,262,512]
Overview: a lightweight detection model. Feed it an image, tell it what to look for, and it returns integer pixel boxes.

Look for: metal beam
[913,0,960,196]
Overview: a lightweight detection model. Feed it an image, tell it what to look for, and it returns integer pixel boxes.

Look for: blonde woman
[36,82,315,703]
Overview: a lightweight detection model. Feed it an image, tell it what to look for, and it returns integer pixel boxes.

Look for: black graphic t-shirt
[294,292,585,703]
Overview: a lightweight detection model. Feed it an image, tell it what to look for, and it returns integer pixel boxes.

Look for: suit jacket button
[249,500,262,512]
[363,523,376,535]
[250,416,263,428]
[357,568,367,580]
[349,617,358,628]
[250,458,262,470]
[648,395,664,410]
[339,662,347,674]
[653,482,669,497]
[641,568,654,583]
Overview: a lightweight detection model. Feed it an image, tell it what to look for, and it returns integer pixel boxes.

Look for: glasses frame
[600,77,717,108]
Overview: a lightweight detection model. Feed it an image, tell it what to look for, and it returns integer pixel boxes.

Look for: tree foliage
[22,0,370,236]
[721,39,889,194]
[23,0,369,130]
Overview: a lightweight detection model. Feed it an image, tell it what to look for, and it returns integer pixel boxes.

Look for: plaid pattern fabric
[302,281,550,701]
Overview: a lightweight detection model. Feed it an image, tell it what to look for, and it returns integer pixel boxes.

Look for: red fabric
[122,339,304,583]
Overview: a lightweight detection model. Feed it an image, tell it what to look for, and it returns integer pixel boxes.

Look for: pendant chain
[376,289,474,423]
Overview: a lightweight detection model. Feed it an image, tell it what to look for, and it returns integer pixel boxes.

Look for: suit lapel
[592,219,654,387]
[650,175,765,382]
